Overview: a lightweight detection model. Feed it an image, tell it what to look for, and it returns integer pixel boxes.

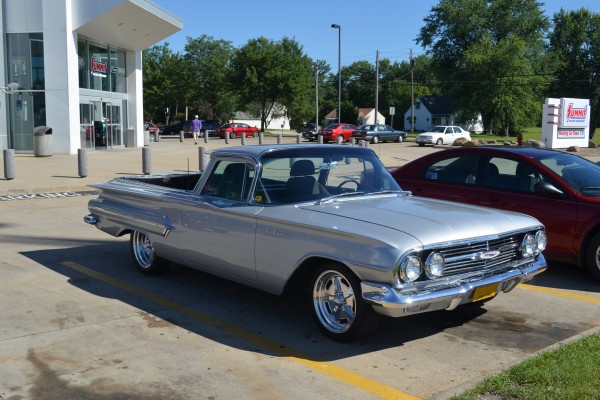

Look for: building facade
[0,0,181,154]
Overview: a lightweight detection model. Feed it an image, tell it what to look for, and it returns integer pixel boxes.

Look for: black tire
[371,136,379,144]
[309,263,381,342]
[397,135,404,143]
[418,143,425,147]
[585,233,600,280]
[130,231,168,275]
[230,132,237,139]
[253,131,259,137]
[435,138,443,145]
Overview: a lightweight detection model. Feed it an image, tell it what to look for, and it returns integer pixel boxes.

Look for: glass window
[78,40,88,88]
[89,43,109,91]
[110,49,126,93]
[422,155,478,184]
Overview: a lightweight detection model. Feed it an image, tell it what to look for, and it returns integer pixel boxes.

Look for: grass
[450,333,600,400]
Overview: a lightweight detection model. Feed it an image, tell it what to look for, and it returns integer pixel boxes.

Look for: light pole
[331,24,341,124]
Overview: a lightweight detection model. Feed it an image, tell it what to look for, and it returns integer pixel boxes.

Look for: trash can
[33,126,53,157]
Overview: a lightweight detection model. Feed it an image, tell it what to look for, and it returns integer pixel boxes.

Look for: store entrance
[80,101,122,149]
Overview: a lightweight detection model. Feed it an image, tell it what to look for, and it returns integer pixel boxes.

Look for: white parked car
[416,125,471,146]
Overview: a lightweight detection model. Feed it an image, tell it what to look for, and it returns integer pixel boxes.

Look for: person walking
[192,115,202,144]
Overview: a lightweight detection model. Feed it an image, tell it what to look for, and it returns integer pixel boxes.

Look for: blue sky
[153,0,599,67]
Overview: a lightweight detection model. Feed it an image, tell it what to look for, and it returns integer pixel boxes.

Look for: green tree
[143,43,193,124]
[548,8,600,136]
[229,37,314,131]
[417,0,550,134]
[184,35,237,121]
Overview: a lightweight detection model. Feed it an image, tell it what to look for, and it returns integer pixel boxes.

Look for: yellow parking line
[520,283,600,304]
[62,261,419,400]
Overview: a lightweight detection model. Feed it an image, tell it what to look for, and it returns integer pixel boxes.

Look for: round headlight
[425,252,445,278]
[400,256,422,282]
[535,230,547,252]
[521,233,536,256]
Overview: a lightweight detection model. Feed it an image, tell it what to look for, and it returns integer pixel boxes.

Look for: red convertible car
[217,123,260,139]
[392,146,600,280]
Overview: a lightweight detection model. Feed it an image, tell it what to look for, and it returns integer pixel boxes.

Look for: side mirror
[534,181,564,196]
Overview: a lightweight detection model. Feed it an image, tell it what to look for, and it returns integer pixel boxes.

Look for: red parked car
[319,123,357,142]
[217,123,260,139]
[391,146,600,280]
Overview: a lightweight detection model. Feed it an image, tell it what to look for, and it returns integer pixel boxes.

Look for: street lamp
[331,24,341,124]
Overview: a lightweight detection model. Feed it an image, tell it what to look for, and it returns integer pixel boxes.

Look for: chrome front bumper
[361,255,547,318]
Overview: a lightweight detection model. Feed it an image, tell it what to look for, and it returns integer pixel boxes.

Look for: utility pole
[315,70,319,128]
[410,49,415,134]
[375,50,379,125]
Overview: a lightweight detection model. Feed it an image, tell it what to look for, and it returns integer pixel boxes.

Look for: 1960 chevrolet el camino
[85,144,547,342]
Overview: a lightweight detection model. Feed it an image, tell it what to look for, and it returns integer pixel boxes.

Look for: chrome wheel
[372,136,379,144]
[586,234,600,280]
[310,264,380,341]
[313,269,356,334]
[436,138,443,145]
[130,231,167,274]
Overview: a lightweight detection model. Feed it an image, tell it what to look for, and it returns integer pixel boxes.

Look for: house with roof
[232,103,290,131]
[324,107,385,126]
[404,95,483,133]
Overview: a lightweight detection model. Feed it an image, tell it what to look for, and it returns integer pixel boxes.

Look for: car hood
[298,195,541,246]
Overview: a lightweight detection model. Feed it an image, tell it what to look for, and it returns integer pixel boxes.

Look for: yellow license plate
[472,284,497,302]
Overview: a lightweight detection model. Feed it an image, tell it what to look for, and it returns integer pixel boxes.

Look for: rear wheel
[230,132,237,139]
[130,231,168,275]
[585,233,600,280]
[371,136,379,144]
[310,263,380,342]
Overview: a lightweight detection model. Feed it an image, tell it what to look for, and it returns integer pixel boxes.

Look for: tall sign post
[542,98,590,148]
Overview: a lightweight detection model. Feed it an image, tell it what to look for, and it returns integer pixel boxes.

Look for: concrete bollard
[225,133,229,145]
[259,133,264,145]
[179,130,184,142]
[203,131,208,143]
[156,129,160,142]
[318,135,323,144]
[3,149,15,180]
[199,147,208,171]
[78,148,88,178]
[350,138,356,146]
[277,134,282,144]
[296,134,301,144]
[336,135,343,144]
[241,134,246,146]
[142,147,151,175]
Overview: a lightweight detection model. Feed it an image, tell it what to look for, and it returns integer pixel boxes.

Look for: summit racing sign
[560,98,590,128]
[0,191,97,202]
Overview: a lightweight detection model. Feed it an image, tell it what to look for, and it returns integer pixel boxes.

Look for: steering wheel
[337,179,360,190]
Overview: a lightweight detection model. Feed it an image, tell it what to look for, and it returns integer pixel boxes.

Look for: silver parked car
[85,145,546,342]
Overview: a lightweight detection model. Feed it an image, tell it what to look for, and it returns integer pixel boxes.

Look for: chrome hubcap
[313,270,356,334]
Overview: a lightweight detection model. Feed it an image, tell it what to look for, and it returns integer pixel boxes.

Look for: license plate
[472,284,497,302]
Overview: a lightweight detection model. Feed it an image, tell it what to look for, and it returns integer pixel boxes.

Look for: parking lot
[2,137,600,399]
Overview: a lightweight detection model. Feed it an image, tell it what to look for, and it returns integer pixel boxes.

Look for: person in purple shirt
[191,115,203,144]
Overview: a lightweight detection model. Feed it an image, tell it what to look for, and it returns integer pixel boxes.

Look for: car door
[476,155,577,261]
[407,153,480,203]
[177,159,260,282]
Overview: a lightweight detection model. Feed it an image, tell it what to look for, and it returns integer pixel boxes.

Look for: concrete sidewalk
[0,134,421,196]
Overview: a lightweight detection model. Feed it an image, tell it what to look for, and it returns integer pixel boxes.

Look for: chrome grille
[437,235,521,277]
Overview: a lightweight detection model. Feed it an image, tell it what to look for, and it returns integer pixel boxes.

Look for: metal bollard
[179,130,184,142]
[296,134,301,144]
[3,149,15,180]
[241,134,246,145]
[142,147,151,175]
[277,134,282,144]
[78,148,88,178]
[199,146,208,171]
[259,133,264,145]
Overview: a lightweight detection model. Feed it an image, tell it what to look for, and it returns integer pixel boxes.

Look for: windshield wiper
[316,190,406,205]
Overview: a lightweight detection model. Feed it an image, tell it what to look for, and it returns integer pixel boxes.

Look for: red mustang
[392,146,600,280]
[217,123,260,139]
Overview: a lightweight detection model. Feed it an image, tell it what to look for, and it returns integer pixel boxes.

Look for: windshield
[255,147,402,204]
[432,126,446,133]
[537,152,600,196]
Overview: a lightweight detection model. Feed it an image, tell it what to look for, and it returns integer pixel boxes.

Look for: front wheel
[397,135,404,143]
[585,233,600,280]
[435,138,443,145]
[310,264,380,342]
[252,130,259,137]
[130,231,168,275]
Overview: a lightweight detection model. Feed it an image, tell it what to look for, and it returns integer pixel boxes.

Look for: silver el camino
[85,144,547,342]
